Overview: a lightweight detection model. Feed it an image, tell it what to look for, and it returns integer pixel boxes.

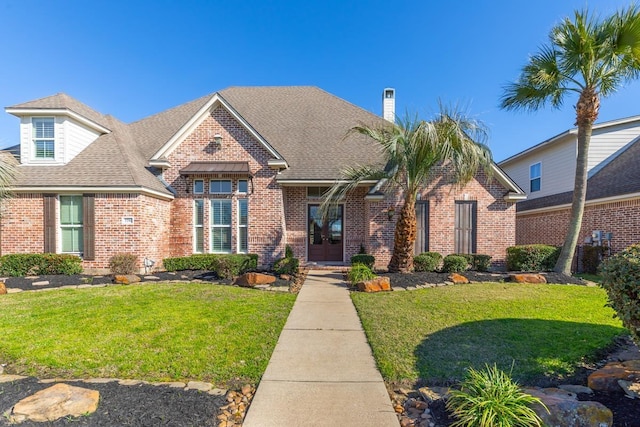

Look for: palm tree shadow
[414,318,625,387]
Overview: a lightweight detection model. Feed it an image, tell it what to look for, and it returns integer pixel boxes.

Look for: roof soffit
[150,93,284,162]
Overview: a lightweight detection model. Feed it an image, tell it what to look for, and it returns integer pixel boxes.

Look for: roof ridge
[105,117,144,186]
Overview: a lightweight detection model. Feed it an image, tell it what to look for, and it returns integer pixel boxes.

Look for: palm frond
[0,152,18,202]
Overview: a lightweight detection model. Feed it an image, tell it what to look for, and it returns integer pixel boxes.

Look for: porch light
[387,207,395,221]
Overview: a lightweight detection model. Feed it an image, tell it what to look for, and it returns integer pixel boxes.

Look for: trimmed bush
[351,254,375,269]
[273,256,299,276]
[582,245,606,274]
[446,364,546,427]
[0,253,82,276]
[163,254,258,278]
[285,245,294,259]
[443,255,469,273]
[109,253,138,275]
[600,243,640,345]
[472,254,492,272]
[414,252,442,272]
[506,245,560,272]
[347,263,376,284]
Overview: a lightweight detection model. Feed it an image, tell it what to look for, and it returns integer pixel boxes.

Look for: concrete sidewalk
[243,270,399,427]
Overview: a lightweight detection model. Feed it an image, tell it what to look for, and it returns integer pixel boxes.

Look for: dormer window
[32,117,55,159]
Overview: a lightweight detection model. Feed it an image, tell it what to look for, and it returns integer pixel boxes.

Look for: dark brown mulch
[0,377,225,426]
[381,270,586,288]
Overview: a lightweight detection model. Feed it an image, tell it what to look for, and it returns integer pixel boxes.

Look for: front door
[308,204,343,262]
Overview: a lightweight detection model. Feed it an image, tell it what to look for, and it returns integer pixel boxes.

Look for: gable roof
[517,137,640,212]
[6,93,111,131]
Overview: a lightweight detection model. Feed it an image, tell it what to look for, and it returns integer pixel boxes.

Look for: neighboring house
[1,86,524,272]
[499,116,640,254]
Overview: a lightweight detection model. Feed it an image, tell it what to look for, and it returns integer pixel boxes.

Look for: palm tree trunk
[388,193,417,273]
[555,89,599,275]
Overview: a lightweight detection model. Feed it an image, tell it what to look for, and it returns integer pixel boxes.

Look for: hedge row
[0,253,83,276]
[506,245,560,272]
[413,252,492,272]
[163,254,258,279]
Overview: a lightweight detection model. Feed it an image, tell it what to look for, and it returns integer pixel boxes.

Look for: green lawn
[0,284,295,386]
[351,283,625,385]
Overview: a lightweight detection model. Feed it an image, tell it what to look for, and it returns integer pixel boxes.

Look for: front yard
[0,283,296,386]
[351,282,626,386]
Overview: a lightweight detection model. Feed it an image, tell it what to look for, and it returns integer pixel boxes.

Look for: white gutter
[13,186,175,201]
[517,192,640,215]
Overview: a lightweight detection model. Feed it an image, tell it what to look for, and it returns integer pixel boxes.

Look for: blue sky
[1,0,639,162]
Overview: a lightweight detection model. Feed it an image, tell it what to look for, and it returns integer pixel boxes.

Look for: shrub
[582,245,606,274]
[351,254,375,269]
[600,243,640,345]
[414,252,442,272]
[0,253,82,276]
[285,245,294,259]
[446,364,546,427]
[358,244,367,254]
[472,254,492,272]
[273,257,299,276]
[443,255,469,273]
[347,263,376,284]
[109,253,138,275]
[506,245,560,272]
[163,254,258,277]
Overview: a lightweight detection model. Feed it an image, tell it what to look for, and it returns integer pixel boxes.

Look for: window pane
[530,178,541,192]
[211,228,231,252]
[194,200,204,225]
[210,180,231,193]
[238,180,248,193]
[238,199,248,225]
[239,228,248,252]
[530,163,541,178]
[211,200,231,225]
[194,227,204,253]
[194,180,204,194]
[60,196,83,225]
[33,118,54,138]
[62,227,83,253]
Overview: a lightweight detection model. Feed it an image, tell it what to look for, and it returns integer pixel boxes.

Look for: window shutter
[454,201,477,254]
[43,194,56,253]
[83,194,95,260]
[414,201,430,255]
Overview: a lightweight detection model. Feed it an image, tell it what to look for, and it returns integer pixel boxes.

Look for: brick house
[499,116,640,255]
[1,87,524,272]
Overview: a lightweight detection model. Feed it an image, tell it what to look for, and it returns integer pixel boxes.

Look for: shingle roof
[218,86,387,180]
[517,137,640,212]
[7,93,111,130]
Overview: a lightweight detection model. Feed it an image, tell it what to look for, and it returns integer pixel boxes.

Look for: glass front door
[308,204,343,262]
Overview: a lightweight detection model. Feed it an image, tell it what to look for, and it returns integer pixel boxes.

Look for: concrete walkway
[243,270,399,427]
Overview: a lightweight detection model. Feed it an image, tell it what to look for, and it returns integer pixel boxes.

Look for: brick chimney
[382,88,395,123]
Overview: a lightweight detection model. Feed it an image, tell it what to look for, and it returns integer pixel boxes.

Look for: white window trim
[58,194,83,255]
[209,179,232,194]
[529,162,542,193]
[193,179,204,194]
[31,117,56,161]
[210,199,232,253]
[237,198,248,253]
[194,199,204,253]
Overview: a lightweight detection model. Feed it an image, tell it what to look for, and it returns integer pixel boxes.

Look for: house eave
[517,191,640,215]
[5,108,111,134]
[12,186,174,201]
[277,179,378,186]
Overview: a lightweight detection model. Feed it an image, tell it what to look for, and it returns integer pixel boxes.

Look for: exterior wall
[18,116,100,165]
[282,186,368,263]
[164,106,285,266]
[588,122,640,173]
[0,192,171,272]
[516,198,640,255]
[368,168,516,269]
[0,193,45,254]
[500,135,576,200]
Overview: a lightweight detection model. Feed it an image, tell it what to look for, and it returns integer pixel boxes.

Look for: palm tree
[501,6,640,275]
[323,106,493,273]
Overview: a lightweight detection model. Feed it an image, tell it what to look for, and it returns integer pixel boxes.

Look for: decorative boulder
[0,281,6,295]
[509,273,547,284]
[9,383,100,423]
[357,277,391,293]
[524,387,613,427]
[113,274,141,284]
[588,360,640,392]
[234,273,276,287]
[448,273,469,284]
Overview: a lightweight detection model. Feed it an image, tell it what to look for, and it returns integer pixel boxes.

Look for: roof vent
[383,88,395,123]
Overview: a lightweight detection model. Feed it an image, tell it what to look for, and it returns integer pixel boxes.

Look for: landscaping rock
[357,276,391,292]
[234,272,276,287]
[448,273,469,284]
[0,374,27,383]
[618,380,640,399]
[186,381,212,392]
[113,274,141,284]
[524,387,613,427]
[588,360,640,392]
[8,383,99,423]
[0,281,6,295]
[509,273,547,284]
[559,384,593,395]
